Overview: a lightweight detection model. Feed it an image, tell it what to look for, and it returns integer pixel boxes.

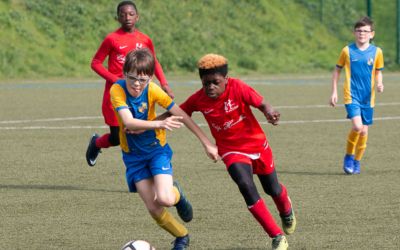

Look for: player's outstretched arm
[168,105,219,162]
[258,101,280,126]
[118,108,183,131]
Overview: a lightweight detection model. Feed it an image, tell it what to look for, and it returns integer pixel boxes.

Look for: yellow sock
[173,186,181,205]
[152,208,188,237]
[346,130,360,155]
[355,134,368,161]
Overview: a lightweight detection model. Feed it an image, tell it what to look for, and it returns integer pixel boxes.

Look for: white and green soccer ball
[121,240,155,250]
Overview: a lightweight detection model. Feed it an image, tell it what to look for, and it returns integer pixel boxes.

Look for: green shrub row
[0,0,398,80]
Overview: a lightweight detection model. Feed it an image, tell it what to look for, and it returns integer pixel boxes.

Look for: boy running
[179,54,296,250]
[110,48,218,250]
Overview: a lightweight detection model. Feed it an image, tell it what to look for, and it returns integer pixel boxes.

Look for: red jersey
[91,28,168,126]
[91,28,167,86]
[180,78,268,156]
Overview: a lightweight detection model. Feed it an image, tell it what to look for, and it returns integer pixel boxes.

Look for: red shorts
[102,82,119,126]
[221,144,275,175]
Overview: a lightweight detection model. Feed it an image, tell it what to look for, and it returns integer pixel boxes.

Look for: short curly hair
[198,54,228,78]
[117,1,137,15]
[197,54,228,69]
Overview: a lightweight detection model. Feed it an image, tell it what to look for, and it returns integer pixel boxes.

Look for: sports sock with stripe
[248,199,283,238]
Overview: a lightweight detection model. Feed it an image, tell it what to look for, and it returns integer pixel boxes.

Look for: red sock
[95,134,111,149]
[248,199,283,237]
[272,184,292,216]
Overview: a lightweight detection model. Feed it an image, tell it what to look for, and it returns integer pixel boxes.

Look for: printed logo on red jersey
[136,43,143,49]
[223,115,246,130]
[202,109,214,115]
[211,114,246,132]
[224,99,238,113]
[211,123,222,131]
[117,54,125,64]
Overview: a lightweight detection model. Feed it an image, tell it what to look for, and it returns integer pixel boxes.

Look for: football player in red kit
[86,1,174,166]
[179,54,296,250]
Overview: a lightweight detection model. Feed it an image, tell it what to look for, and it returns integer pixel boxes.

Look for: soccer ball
[121,240,155,250]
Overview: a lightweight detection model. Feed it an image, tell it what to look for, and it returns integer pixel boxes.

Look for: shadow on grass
[0,184,127,193]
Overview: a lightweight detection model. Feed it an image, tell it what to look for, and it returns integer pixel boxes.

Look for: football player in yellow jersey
[110,48,218,250]
[330,16,384,175]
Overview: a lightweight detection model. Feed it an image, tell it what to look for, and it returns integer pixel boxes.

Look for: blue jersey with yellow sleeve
[110,80,175,154]
[336,43,384,107]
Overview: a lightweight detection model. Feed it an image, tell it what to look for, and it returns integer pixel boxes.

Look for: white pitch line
[1,102,400,129]
[1,103,399,125]
[262,116,400,125]
[0,116,103,124]
[195,116,400,127]
[0,102,400,124]
[275,102,400,109]
[1,116,399,130]
[0,125,108,130]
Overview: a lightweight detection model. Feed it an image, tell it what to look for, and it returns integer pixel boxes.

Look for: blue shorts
[122,144,173,192]
[345,104,374,125]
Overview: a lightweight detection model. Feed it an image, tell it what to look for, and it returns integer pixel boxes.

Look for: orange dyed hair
[197,54,228,69]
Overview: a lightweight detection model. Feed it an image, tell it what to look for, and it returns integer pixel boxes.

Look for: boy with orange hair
[179,53,296,250]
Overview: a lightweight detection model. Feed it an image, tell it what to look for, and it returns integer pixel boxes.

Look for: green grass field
[1,74,400,249]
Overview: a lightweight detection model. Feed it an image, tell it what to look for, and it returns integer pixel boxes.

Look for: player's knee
[146,205,163,217]
[236,178,254,193]
[361,126,368,135]
[237,180,260,205]
[264,184,281,197]
[156,194,175,207]
[352,124,363,133]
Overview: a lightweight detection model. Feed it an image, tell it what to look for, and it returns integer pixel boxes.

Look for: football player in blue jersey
[111,48,218,249]
[330,16,384,175]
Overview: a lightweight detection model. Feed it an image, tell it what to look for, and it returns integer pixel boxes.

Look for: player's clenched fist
[266,110,280,126]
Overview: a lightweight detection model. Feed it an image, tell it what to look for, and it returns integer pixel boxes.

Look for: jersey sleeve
[375,47,384,70]
[237,80,263,108]
[148,83,174,110]
[145,37,168,86]
[336,47,348,68]
[110,84,128,111]
[91,36,119,83]
[179,93,198,117]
